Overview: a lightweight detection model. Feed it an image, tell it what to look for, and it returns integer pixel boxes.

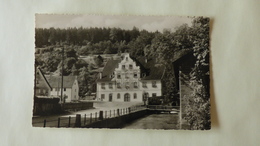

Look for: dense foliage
[183,17,210,130]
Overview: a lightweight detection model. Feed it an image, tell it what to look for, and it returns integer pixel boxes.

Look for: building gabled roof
[45,75,77,88]
[97,59,121,82]
[172,49,193,63]
[133,57,165,80]
[36,67,52,89]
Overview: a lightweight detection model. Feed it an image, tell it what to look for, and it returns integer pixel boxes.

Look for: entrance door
[124,93,130,102]
[109,94,112,102]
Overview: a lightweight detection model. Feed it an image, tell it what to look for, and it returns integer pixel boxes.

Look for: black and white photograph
[33,14,210,130]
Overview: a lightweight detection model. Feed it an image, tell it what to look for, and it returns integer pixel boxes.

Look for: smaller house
[34,67,79,103]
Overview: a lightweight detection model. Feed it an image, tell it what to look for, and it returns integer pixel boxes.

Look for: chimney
[99,72,102,79]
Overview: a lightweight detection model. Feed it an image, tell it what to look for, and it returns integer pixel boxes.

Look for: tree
[94,55,103,67]
[65,48,77,60]
[184,17,210,130]
[41,50,62,72]
[78,67,91,97]
[71,64,78,76]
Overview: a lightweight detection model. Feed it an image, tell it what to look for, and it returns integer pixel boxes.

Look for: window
[101,83,105,89]
[117,93,120,99]
[117,74,121,79]
[36,80,39,84]
[134,82,138,88]
[129,64,133,69]
[134,73,138,78]
[152,81,157,88]
[134,93,137,99]
[142,82,147,88]
[125,82,130,88]
[64,88,66,91]
[109,93,113,101]
[125,73,129,79]
[117,83,121,88]
[101,94,105,99]
[109,83,113,89]
[122,65,125,69]
[152,93,157,97]
[126,57,128,61]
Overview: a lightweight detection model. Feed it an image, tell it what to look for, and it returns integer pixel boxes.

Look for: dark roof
[134,57,165,80]
[172,49,193,63]
[36,67,52,89]
[97,59,121,82]
[45,75,77,88]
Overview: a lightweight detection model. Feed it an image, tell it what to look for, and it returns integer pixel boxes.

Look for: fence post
[75,114,81,127]
[84,114,86,125]
[43,119,46,128]
[58,118,60,128]
[105,111,107,119]
[99,111,104,120]
[95,112,97,121]
[114,110,115,117]
[90,113,92,123]
[68,116,71,127]
[128,107,131,113]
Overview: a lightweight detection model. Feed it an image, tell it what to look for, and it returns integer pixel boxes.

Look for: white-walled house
[45,75,79,102]
[96,53,164,102]
[34,67,79,103]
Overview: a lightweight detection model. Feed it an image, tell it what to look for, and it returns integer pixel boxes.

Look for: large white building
[96,53,165,102]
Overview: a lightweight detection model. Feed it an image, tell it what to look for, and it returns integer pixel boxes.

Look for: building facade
[96,53,164,102]
[34,67,79,103]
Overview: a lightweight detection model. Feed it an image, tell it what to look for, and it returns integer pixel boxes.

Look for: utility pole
[61,46,64,104]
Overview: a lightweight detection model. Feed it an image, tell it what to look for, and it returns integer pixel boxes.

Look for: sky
[36,14,193,32]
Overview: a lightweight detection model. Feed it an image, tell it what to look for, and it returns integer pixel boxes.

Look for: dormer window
[117,74,121,79]
[134,73,138,78]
